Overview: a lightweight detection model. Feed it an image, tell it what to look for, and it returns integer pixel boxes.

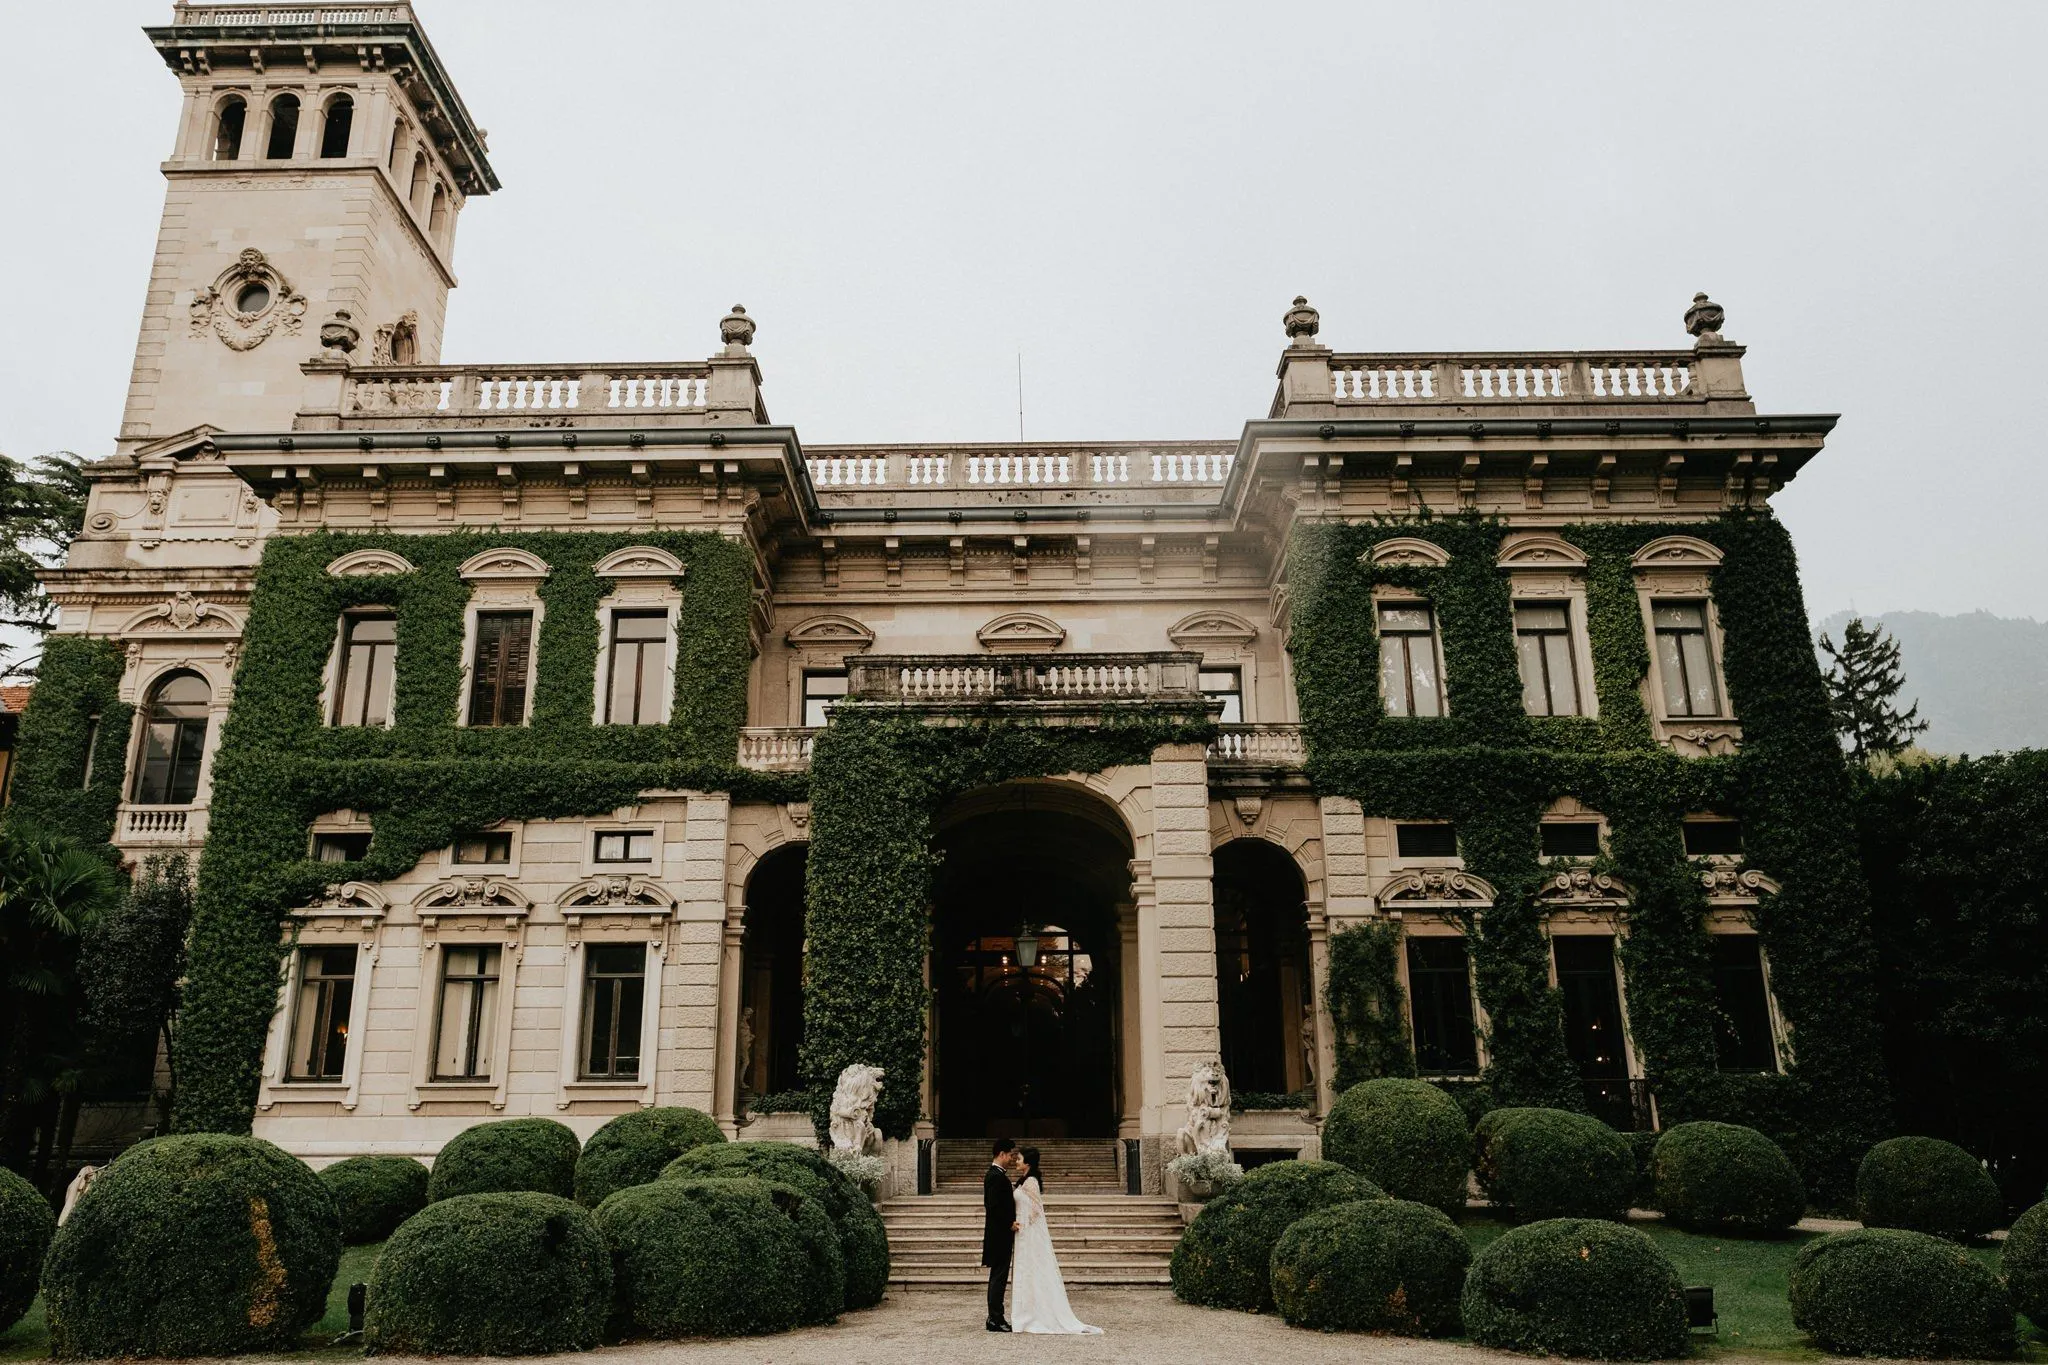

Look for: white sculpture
[1175,1060,1232,1158]
[59,1165,98,1224]
[829,1063,886,1156]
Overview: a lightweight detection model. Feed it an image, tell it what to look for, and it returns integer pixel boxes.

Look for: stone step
[894,1270,1173,1287]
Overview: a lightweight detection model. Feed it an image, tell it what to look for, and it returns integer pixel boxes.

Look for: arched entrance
[932,785,1131,1138]
[739,844,807,1100]
[1213,839,1312,1097]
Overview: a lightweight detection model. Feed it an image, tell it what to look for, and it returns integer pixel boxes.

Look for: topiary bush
[1790,1227,2015,1359]
[40,1133,341,1358]
[1856,1136,2004,1241]
[661,1140,889,1310]
[595,1177,842,1338]
[573,1107,724,1208]
[1170,1159,1382,1311]
[365,1192,609,1355]
[318,1155,428,1244]
[0,1166,55,1334]
[1652,1121,1805,1235]
[1462,1218,1689,1360]
[2003,1200,2048,1331]
[1474,1107,1634,1222]
[427,1117,580,1203]
[1320,1078,1471,1217]
[1269,1197,1470,1335]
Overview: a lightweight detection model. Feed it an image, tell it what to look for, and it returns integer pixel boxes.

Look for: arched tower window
[132,671,211,806]
[319,93,354,158]
[1212,839,1313,1096]
[428,183,448,237]
[212,97,247,161]
[387,119,407,170]
[265,93,301,160]
[389,317,418,365]
[408,151,430,208]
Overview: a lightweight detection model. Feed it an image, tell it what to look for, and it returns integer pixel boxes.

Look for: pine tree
[1819,616,1929,761]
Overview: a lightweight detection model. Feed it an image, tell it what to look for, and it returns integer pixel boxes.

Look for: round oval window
[235,281,272,314]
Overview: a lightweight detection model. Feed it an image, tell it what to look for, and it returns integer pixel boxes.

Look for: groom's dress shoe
[986,1320,1012,1332]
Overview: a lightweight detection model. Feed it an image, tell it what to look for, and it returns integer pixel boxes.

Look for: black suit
[981,1163,1015,1323]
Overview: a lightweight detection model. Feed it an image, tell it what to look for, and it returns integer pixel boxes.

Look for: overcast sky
[2,2,2042,623]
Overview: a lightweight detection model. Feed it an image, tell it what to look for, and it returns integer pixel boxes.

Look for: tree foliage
[0,452,91,675]
[1819,616,1927,761]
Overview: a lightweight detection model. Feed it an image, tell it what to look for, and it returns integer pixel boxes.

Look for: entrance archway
[739,844,806,1099]
[1213,839,1312,1096]
[931,785,1131,1138]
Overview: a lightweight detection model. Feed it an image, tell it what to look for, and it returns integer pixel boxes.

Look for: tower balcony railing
[1328,351,1698,406]
[336,363,714,423]
[805,443,1236,492]
[846,652,1207,707]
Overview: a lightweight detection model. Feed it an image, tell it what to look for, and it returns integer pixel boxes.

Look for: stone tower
[121,3,496,451]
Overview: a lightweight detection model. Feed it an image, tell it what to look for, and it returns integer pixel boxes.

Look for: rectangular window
[1378,603,1443,717]
[332,614,397,727]
[1540,821,1603,858]
[1406,937,1479,1075]
[1554,935,1628,1080]
[286,946,356,1081]
[802,670,848,729]
[1710,935,1778,1072]
[1199,669,1244,723]
[134,713,208,805]
[1396,823,1459,859]
[433,945,501,1080]
[313,832,372,863]
[604,612,669,726]
[1652,601,1722,717]
[1681,819,1744,857]
[593,830,654,864]
[581,944,645,1079]
[1514,602,1582,717]
[467,611,534,727]
[81,714,101,788]
[454,832,512,865]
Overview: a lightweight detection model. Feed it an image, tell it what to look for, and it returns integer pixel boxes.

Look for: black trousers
[985,1240,1012,1322]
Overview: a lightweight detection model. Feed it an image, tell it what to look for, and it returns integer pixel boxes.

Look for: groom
[981,1138,1023,1331]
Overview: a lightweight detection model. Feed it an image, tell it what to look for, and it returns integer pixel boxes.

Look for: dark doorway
[1212,840,1312,1097]
[932,791,1129,1138]
[740,844,806,1100]
[1553,934,1637,1129]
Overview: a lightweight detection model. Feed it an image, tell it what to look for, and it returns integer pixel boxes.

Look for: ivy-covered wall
[171,529,782,1134]
[1291,512,1889,1205]
[3,634,133,847]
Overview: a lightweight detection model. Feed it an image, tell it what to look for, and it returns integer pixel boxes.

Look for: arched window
[265,93,301,160]
[1212,840,1313,1096]
[739,845,808,1098]
[428,183,448,238]
[389,317,418,365]
[387,119,406,170]
[212,96,247,161]
[132,671,211,805]
[408,151,429,208]
[318,93,354,158]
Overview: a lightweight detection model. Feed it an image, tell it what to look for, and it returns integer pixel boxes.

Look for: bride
[1010,1146,1103,1334]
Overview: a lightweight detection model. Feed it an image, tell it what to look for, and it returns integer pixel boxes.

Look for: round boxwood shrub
[2003,1200,2048,1330]
[427,1117,580,1203]
[41,1133,341,1358]
[1652,1121,1805,1235]
[1170,1159,1382,1311]
[365,1192,610,1355]
[573,1107,724,1208]
[661,1140,889,1310]
[596,1177,843,1337]
[1320,1078,1471,1217]
[318,1155,428,1244]
[0,1166,55,1333]
[1269,1197,1470,1335]
[1475,1107,1634,1222]
[1789,1227,2015,1359]
[1856,1136,2004,1241]
[1462,1218,1689,1360]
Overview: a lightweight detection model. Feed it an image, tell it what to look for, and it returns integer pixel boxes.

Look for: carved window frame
[1631,536,1739,755]
[1543,912,1647,1090]
[554,876,676,1112]
[1498,534,1598,721]
[408,879,532,1114]
[1392,919,1491,1081]
[1369,587,1450,720]
[589,547,685,728]
[1167,610,1262,724]
[781,614,875,728]
[455,549,549,729]
[257,882,388,1115]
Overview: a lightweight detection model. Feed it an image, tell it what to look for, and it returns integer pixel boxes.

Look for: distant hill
[1814,610,2048,756]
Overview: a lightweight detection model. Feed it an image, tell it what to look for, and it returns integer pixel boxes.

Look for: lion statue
[1175,1060,1232,1158]
[829,1062,886,1156]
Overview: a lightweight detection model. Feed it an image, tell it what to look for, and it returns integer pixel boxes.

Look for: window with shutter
[467,611,533,726]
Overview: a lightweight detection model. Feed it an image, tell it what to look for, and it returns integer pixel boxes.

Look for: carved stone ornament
[369,310,420,365]
[561,875,675,914]
[1538,867,1632,905]
[1684,291,1727,341]
[784,614,876,654]
[417,877,530,913]
[1167,610,1259,649]
[299,881,388,914]
[1497,533,1589,570]
[1377,867,1497,905]
[189,248,308,351]
[1175,1060,1232,1159]
[976,611,1066,653]
[319,309,361,356]
[719,303,756,351]
[1367,536,1452,568]
[1700,865,1781,901]
[786,802,812,831]
[326,548,419,578]
[592,545,686,580]
[457,547,551,582]
[1282,295,1321,345]
[124,591,242,635]
[828,1063,886,1156]
[1631,535,1724,570]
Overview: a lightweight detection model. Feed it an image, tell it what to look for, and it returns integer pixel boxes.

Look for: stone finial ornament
[319,309,361,355]
[1684,292,1727,342]
[829,1062,886,1156]
[1283,295,1321,345]
[1174,1060,1233,1158]
[720,303,756,352]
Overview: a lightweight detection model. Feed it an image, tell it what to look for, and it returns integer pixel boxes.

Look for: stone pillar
[1116,902,1141,1138]
[1148,742,1220,1139]
[661,792,731,1110]
[710,917,744,1134]
[1319,795,1374,924]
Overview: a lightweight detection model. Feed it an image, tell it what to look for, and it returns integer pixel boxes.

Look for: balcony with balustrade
[837,652,1218,728]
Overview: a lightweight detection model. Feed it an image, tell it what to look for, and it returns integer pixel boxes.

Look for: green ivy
[172,529,790,1134]
[3,634,132,848]
[1324,919,1414,1088]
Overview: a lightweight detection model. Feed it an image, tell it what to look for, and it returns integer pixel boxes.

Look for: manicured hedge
[1269,1198,1470,1335]
[0,1166,55,1333]
[427,1117,580,1203]
[365,1192,611,1355]
[574,1108,725,1208]
[41,1134,341,1358]
[1789,1227,2015,1359]
[1320,1078,1471,1216]
[1855,1136,2004,1241]
[596,1177,842,1338]
[2003,1200,2048,1330]
[661,1140,890,1310]
[1462,1218,1689,1360]
[318,1155,429,1244]
[1475,1107,1634,1222]
[1651,1121,1805,1234]
[1169,1159,1382,1311]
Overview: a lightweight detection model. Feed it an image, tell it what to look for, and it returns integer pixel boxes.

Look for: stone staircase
[881,1191,1182,1286]
[933,1138,1122,1192]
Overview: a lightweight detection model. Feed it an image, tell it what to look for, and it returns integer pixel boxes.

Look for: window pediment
[1376,867,1495,907]
[785,614,876,653]
[415,876,532,925]
[294,881,388,927]
[560,875,676,918]
[1536,868,1631,907]
[1167,610,1258,648]
[977,612,1066,653]
[593,546,686,580]
[1498,533,1587,570]
[1632,535,1723,570]
[1700,865,1780,903]
[1366,537,1451,569]
[327,548,417,578]
[458,548,551,583]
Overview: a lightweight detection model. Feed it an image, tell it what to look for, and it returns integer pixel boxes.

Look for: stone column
[1116,902,1141,1138]
[1319,795,1374,924]
[710,917,744,1135]
[1148,742,1220,1138]
[661,792,731,1110]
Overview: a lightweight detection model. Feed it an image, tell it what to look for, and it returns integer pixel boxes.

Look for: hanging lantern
[1015,925,1041,968]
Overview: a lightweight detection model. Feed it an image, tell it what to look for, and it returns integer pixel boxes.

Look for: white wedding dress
[1010,1175,1103,1334]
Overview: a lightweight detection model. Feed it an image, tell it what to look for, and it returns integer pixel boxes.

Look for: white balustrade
[1456,363,1568,399]
[905,454,949,485]
[809,455,889,487]
[737,728,815,771]
[1333,363,1436,400]
[123,807,191,838]
[965,453,1072,486]
[898,665,1000,699]
[1207,724,1306,765]
[1585,359,1691,398]
[476,376,580,411]
[608,375,706,409]
[1089,453,1131,483]
[1332,353,1695,404]
[1038,663,1146,696]
[348,377,450,414]
[1149,450,1233,483]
